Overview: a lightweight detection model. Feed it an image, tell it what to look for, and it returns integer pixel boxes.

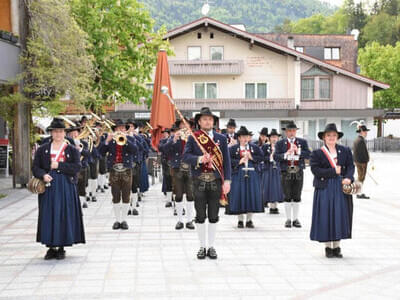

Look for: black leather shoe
[86,196,91,202]
[325,247,334,258]
[132,208,139,216]
[128,209,132,215]
[333,247,343,258]
[82,202,88,209]
[104,185,108,190]
[269,208,274,214]
[112,221,121,230]
[44,248,57,260]
[56,248,66,260]
[182,209,185,216]
[186,221,195,230]
[246,220,255,228]
[136,201,140,207]
[361,194,370,199]
[285,220,292,228]
[120,221,129,230]
[121,221,129,230]
[175,221,184,230]
[96,186,101,192]
[101,188,105,193]
[173,209,177,216]
[274,208,280,214]
[91,196,97,202]
[238,221,244,228]
[165,201,172,208]
[197,247,206,259]
[207,247,218,259]
[292,219,302,228]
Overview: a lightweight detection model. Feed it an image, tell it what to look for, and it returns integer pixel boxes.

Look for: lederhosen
[281,140,303,202]
[109,144,132,204]
[172,139,194,203]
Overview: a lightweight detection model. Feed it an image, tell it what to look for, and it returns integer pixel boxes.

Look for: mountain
[140,0,337,32]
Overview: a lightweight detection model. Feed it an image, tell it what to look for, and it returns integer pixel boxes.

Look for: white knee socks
[246,213,253,222]
[176,201,184,222]
[121,203,129,222]
[197,223,206,248]
[208,223,217,248]
[186,202,194,222]
[293,203,300,221]
[113,203,121,222]
[284,203,292,220]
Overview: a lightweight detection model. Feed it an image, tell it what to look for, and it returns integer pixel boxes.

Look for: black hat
[126,118,138,128]
[268,129,281,137]
[66,121,82,133]
[47,118,66,131]
[194,107,219,125]
[170,124,179,132]
[318,123,344,140]
[112,119,129,131]
[236,126,252,137]
[282,122,299,131]
[356,125,370,133]
[80,116,88,122]
[259,127,269,136]
[162,128,170,133]
[226,118,237,128]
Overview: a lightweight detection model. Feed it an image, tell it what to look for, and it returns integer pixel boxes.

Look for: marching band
[31,107,366,260]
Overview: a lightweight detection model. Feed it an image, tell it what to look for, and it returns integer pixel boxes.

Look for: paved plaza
[0,152,399,299]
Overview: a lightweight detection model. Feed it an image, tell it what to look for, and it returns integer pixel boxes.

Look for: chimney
[287,36,294,49]
[351,29,360,41]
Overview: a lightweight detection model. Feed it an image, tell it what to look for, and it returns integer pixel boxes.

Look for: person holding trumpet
[98,119,138,230]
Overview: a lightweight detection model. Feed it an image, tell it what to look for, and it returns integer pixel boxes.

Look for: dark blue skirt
[226,162,264,215]
[140,162,149,193]
[310,177,351,242]
[37,170,85,247]
[261,164,284,203]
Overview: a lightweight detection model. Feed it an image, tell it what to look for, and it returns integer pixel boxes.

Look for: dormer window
[324,47,340,60]
[301,66,332,100]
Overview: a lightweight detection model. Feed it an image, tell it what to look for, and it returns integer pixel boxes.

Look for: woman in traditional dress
[261,129,284,214]
[310,123,354,258]
[32,118,85,260]
[227,126,264,228]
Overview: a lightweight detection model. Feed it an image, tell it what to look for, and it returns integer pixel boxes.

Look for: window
[194,83,217,99]
[188,46,201,60]
[324,47,340,60]
[245,83,267,99]
[295,46,304,53]
[319,78,330,99]
[301,78,315,100]
[210,46,224,60]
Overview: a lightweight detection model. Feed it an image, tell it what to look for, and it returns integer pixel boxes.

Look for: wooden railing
[116,98,295,111]
[169,60,244,76]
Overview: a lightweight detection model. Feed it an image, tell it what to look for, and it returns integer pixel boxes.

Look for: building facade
[112,17,389,141]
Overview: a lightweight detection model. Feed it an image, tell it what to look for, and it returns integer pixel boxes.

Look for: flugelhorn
[113,131,127,146]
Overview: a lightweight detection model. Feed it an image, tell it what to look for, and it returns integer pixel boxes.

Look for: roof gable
[165,17,389,91]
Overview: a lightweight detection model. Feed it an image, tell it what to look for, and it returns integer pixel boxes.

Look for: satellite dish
[201,3,210,16]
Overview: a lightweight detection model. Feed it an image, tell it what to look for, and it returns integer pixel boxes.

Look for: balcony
[116,98,295,112]
[168,60,244,76]
[0,39,20,83]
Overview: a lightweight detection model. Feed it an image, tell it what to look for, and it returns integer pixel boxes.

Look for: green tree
[19,0,95,115]
[360,13,400,46]
[358,42,400,108]
[71,0,170,110]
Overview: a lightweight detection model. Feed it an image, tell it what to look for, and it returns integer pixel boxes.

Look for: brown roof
[165,17,389,91]
[255,33,358,73]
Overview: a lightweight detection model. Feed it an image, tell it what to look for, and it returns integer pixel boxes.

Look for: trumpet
[113,131,127,146]
[178,127,190,142]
